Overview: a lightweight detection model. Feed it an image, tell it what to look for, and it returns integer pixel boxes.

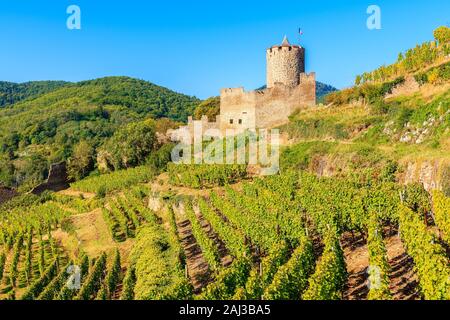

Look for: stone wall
[169,115,221,143]
[219,87,257,133]
[402,159,450,193]
[220,72,316,130]
[385,76,420,99]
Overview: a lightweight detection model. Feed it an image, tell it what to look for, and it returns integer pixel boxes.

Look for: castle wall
[219,88,257,133]
[169,38,316,142]
[169,115,220,144]
[298,72,316,106]
[220,73,316,130]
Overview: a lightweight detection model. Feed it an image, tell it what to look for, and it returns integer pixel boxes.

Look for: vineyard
[70,166,155,196]
[1,167,449,301]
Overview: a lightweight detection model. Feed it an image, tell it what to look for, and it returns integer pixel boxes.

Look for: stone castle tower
[266,36,305,88]
[171,35,316,142]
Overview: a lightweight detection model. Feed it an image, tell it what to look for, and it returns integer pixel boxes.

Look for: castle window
[229,119,234,124]
[238,119,242,124]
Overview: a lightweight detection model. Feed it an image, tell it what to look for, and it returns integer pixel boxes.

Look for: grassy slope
[279,81,450,178]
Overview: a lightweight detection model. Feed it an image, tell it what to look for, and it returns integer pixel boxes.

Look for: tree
[67,141,95,181]
[154,118,182,134]
[427,68,440,85]
[193,97,220,121]
[0,155,14,187]
[15,152,49,191]
[147,143,175,171]
[434,26,450,45]
[101,119,157,170]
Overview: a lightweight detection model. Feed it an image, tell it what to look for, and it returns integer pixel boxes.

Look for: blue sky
[0,0,448,98]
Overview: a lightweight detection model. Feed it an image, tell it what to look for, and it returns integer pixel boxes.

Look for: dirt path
[384,229,421,300]
[341,232,369,300]
[173,203,211,293]
[58,189,96,199]
[111,267,126,300]
[193,204,233,268]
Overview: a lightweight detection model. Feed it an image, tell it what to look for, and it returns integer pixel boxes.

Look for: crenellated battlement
[267,45,303,54]
[300,72,316,83]
[220,87,246,96]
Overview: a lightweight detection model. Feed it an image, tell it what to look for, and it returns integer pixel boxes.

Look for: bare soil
[52,208,134,265]
[341,232,369,300]
[384,228,421,300]
[173,204,212,293]
[58,189,96,199]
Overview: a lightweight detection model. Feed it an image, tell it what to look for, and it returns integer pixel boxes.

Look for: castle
[171,36,316,142]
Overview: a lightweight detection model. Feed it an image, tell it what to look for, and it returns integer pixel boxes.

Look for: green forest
[0,77,199,191]
[0,81,68,107]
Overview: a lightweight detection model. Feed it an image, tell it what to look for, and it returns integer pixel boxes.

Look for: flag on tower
[299,28,304,35]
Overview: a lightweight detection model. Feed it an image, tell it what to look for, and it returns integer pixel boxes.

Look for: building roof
[269,35,302,49]
[281,35,290,46]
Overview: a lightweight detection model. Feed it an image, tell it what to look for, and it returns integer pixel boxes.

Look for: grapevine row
[185,201,221,270]
[398,204,450,300]
[432,190,450,245]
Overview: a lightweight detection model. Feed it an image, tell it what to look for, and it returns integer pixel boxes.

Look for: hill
[0,76,200,190]
[280,27,450,194]
[257,81,337,99]
[316,81,337,102]
[0,80,69,107]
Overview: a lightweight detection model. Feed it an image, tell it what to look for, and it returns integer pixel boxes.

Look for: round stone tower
[266,36,305,88]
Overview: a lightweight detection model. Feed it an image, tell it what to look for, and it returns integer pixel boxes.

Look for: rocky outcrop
[96,150,114,173]
[385,76,420,99]
[31,162,70,195]
[309,155,449,193]
[401,159,450,193]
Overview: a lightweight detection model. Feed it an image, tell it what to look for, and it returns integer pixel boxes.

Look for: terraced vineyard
[1,169,448,300]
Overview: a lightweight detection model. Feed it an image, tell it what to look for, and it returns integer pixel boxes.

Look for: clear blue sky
[0,0,448,98]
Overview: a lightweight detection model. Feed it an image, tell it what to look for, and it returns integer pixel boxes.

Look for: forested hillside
[257,81,337,99]
[0,81,69,107]
[316,82,337,102]
[0,77,199,190]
